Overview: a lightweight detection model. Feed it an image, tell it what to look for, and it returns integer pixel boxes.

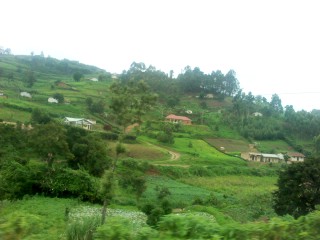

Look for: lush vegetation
[1,53,320,239]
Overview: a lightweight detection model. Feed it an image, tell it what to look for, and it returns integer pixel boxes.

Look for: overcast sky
[1,0,320,111]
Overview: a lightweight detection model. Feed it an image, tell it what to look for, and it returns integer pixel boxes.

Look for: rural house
[165,114,192,125]
[48,97,58,103]
[248,152,284,163]
[20,92,32,98]
[63,117,96,130]
[287,152,305,163]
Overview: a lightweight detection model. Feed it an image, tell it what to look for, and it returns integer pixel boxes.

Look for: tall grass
[66,216,100,240]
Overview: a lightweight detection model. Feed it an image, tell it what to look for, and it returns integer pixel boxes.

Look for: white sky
[1,0,320,111]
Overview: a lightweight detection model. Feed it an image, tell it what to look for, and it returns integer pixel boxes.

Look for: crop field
[109,141,169,161]
[205,138,251,153]
[179,175,278,222]
[143,176,212,207]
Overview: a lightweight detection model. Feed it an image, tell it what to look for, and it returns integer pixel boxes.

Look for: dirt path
[168,150,180,160]
[139,140,181,161]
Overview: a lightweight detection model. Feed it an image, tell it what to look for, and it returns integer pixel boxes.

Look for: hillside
[1,54,320,239]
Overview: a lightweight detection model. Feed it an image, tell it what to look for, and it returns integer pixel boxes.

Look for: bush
[0,211,43,239]
[94,217,132,239]
[41,167,100,202]
[158,214,219,239]
[100,132,119,140]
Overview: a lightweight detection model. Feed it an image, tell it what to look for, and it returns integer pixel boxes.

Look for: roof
[166,114,191,121]
[261,153,282,159]
[249,152,284,160]
[64,117,83,122]
[64,117,95,125]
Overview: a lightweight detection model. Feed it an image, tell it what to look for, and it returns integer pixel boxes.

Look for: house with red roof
[165,114,192,125]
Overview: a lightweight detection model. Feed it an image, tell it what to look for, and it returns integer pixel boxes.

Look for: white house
[90,77,98,82]
[252,112,263,117]
[287,152,305,163]
[64,117,96,130]
[248,152,284,163]
[20,92,32,98]
[48,97,58,103]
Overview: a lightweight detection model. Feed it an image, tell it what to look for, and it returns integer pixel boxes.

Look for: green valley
[1,54,320,239]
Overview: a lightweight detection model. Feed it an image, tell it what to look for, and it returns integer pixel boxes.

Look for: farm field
[180,175,277,222]
[205,137,251,153]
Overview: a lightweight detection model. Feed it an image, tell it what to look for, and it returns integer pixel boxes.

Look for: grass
[256,140,293,153]
[0,196,77,239]
[0,196,148,240]
[0,105,31,122]
[179,175,278,222]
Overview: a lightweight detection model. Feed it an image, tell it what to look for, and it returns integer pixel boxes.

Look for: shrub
[0,211,43,239]
[41,167,100,202]
[94,217,132,239]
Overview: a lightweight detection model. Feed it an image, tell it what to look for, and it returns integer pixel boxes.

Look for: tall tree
[270,94,283,114]
[109,80,157,132]
[28,122,73,167]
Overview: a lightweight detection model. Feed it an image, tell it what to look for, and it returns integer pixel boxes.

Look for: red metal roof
[166,114,191,121]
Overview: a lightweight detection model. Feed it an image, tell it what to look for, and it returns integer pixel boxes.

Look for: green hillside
[1,54,320,239]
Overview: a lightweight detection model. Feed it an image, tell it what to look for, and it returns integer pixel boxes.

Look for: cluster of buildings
[61,114,307,165]
[246,152,305,164]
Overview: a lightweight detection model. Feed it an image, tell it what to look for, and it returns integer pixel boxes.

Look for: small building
[64,117,96,130]
[252,112,263,117]
[90,77,98,82]
[248,152,284,163]
[165,114,192,125]
[48,97,58,103]
[20,92,32,98]
[287,152,305,163]
[205,94,214,99]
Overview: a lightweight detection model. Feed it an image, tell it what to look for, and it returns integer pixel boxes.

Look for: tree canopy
[273,158,320,218]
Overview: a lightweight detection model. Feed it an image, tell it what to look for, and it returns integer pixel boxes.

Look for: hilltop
[1,53,320,239]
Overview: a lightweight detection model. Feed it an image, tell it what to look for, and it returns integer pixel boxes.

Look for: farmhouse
[287,152,305,163]
[20,92,32,98]
[64,117,96,130]
[248,152,284,163]
[165,114,192,125]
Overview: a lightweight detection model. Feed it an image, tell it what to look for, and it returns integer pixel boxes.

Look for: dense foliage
[273,158,320,218]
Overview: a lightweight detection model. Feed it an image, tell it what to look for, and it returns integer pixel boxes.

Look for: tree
[109,80,157,132]
[270,94,283,114]
[28,122,73,167]
[100,170,115,224]
[52,93,64,103]
[25,70,36,87]
[31,108,52,124]
[273,158,320,218]
[73,72,83,82]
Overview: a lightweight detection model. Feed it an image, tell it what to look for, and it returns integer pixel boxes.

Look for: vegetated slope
[0,54,112,125]
[0,54,317,236]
